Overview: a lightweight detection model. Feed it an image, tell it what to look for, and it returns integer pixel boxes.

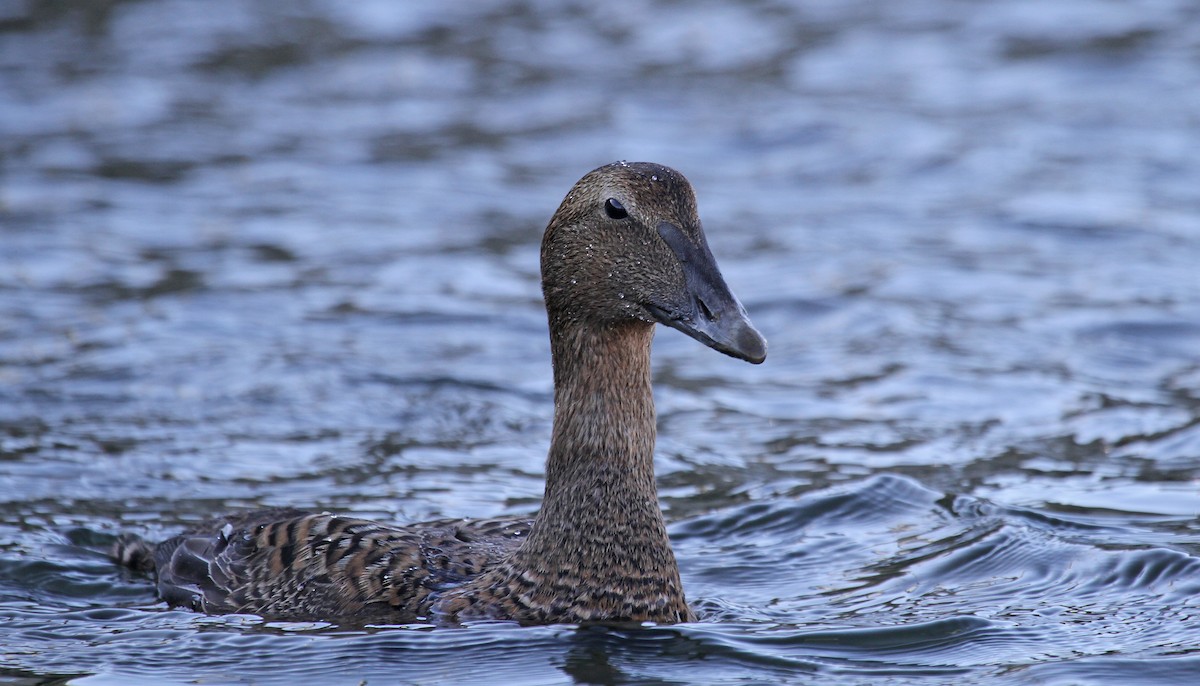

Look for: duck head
[541,162,766,364]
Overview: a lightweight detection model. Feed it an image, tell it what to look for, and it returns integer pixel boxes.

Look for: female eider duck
[112,161,766,625]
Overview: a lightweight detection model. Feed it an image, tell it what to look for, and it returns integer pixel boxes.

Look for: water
[2,0,1200,684]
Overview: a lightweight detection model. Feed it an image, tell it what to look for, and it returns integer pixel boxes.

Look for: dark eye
[604,198,628,220]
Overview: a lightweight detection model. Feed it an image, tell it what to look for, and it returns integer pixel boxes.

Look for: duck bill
[647,222,767,364]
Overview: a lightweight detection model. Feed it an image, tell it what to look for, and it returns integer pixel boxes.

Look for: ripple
[675,474,943,542]
[5,0,1200,684]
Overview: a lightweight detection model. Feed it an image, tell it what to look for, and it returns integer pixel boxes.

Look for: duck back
[116,509,530,622]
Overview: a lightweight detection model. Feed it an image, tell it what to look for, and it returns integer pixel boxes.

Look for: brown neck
[538,318,660,536]
[497,316,689,621]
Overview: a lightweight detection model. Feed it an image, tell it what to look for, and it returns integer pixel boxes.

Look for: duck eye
[604,198,628,220]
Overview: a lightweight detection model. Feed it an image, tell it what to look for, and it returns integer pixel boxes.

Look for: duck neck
[540,319,660,529]
[500,317,689,620]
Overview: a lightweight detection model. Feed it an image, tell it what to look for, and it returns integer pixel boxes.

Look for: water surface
[2,1,1200,684]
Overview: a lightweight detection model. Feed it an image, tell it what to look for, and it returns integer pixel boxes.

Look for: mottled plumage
[116,509,530,622]
[112,161,766,625]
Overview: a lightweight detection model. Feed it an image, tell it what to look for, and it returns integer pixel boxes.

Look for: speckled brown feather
[115,508,531,622]
[112,161,763,626]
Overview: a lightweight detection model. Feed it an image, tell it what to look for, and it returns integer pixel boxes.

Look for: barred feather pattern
[114,508,531,622]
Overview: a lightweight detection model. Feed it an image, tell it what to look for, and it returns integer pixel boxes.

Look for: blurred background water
[2,1,1200,684]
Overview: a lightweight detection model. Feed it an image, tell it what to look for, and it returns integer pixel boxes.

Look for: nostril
[696,296,715,321]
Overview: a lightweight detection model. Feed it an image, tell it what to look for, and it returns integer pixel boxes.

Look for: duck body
[112,162,765,625]
[115,509,532,622]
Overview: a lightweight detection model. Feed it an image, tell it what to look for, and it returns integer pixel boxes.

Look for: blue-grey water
[2,1,1200,684]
